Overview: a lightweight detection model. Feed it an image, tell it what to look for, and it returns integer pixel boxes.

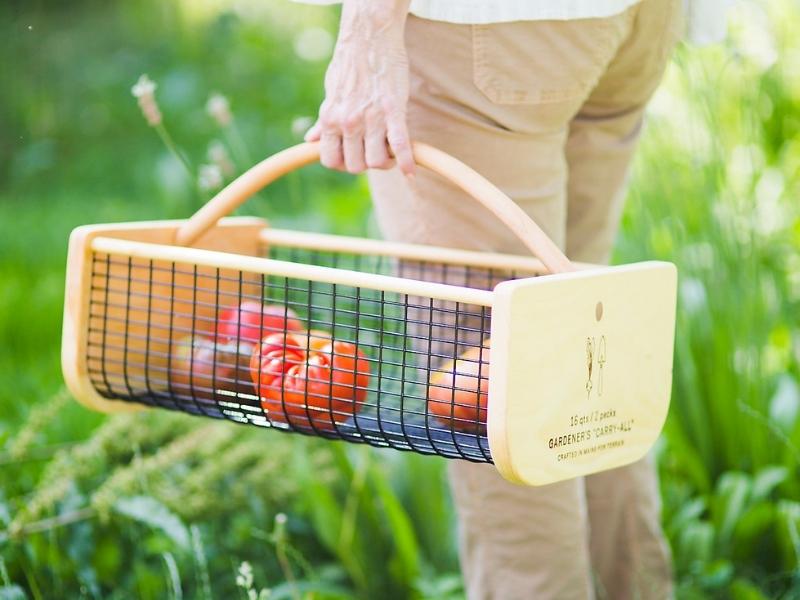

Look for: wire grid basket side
[84,248,517,462]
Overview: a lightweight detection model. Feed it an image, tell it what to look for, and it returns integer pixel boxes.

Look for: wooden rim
[91,236,496,307]
[175,142,574,274]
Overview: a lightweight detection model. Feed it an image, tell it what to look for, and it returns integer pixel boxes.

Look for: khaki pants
[368,1,682,598]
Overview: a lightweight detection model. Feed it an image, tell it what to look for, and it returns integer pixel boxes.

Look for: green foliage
[615,2,800,596]
[1,0,799,598]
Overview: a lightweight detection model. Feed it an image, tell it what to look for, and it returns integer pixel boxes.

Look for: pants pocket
[471,12,634,105]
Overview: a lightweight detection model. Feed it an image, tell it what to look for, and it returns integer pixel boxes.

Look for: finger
[386,116,415,177]
[304,121,322,142]
[342,132,366,174]
[364,126,393,170]
[320,132,344,170]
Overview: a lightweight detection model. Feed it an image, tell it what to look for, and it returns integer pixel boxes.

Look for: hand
[305,0,415,177]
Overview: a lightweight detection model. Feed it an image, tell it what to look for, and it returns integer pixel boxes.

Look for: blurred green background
[1,0,799,598]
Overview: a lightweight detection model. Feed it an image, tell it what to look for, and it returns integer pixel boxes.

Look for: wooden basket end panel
[487,262,678,486]
[62,225,146,413]
[61,217,268,413]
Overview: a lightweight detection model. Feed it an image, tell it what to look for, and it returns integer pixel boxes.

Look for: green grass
[1,0,799,598]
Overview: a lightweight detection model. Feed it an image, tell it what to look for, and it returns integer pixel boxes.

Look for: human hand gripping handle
[304,0,415,177]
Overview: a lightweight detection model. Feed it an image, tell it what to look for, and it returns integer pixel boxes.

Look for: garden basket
[62,142,677,486]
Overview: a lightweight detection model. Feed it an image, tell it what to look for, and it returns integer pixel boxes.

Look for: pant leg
[369,11,642,600]
[565,0,684,265]
[563,1,684,598]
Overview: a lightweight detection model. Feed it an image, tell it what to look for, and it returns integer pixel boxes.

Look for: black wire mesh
[85,243,528,463]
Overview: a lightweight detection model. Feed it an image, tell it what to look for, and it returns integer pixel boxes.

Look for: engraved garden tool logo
[585,337,594,400]
[585,335,607,399]
[597,335,606,396]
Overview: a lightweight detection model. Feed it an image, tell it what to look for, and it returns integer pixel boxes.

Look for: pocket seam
[471,17,627,106]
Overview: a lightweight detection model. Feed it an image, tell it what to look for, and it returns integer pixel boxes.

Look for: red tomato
[216,301,304,343]
[248,333,306,390]
[249,335,370,432]
[427,342,490,434]
[315,341,371,403]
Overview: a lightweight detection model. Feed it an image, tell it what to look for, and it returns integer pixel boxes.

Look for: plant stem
[0,555,11,586]
[0,441,81,467]
[224,121,253,168]
[155,123,195,182]
[276,540,300,600]
[338,449,370,553]
[191,525,213,600]
[2,507,95,542]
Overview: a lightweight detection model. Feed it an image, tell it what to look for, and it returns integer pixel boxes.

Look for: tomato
[303,329,333,353]
[315,341,371,403]
[169,335,255,401]
[427,342,490,434]
[249,334,370,432]
[248,332,304,390]
[216,301,304,343]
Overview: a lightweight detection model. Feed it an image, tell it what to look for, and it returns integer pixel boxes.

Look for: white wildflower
[236,561,254,589]
[291,116,314,139]
[207,140,235,176]
[198,164,223,191]
[206,93,232,127]
[131,74,161,127]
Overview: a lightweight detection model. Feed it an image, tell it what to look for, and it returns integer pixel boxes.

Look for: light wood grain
[62,217,266,413]
[176,142,574,274]
[62,187,676,485]
[260,228,600,274]
[90,236,496,307]
[487,262,677,485]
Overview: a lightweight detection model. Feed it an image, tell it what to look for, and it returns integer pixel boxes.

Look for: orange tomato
[300,329,333,353]
[427,342,490,434]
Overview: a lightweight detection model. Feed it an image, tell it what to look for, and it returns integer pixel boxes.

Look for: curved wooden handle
[175,142,574,274]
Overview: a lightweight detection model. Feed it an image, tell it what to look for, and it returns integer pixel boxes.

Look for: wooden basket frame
[62,142,677,485]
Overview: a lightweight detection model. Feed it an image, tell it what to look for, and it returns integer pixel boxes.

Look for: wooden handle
[175,142,574,274]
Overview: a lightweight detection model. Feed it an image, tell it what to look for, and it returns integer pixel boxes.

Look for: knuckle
[318,103,335,127]
[364,107,383,126]
[340,114,363,135]
[382,96,404,115]
[388,134,409,150]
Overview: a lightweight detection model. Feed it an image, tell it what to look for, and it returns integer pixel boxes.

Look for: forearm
[306,0,415,175]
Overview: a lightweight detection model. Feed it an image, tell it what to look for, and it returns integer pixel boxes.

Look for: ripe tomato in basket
[216,301,304,344]
[250,332,370,431]
[169,336,255,401]
[427,342,490,434]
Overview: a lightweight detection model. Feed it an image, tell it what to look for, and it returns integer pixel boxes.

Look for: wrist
[340,0,410,38]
